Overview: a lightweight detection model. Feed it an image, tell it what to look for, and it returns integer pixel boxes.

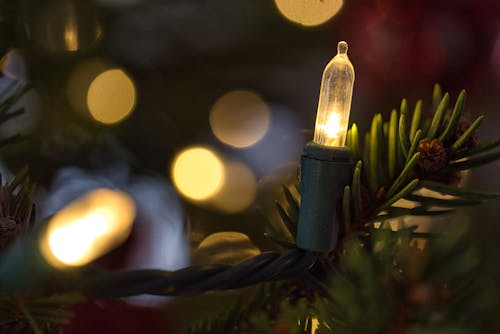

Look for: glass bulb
[313,41,355,147]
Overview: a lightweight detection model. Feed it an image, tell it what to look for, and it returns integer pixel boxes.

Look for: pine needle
[439,90,466,143]
[449,115,484,153]
[376,179,420,213]
[399,99,411,157]
[385,152,420,200]
[426,93,449,139]
[388,109,398,180]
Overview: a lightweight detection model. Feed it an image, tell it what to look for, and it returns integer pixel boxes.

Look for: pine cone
[417,139,447,173]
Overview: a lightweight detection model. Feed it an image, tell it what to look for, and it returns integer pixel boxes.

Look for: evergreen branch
[376,179,419,213]
[398,100,411,158]
[404,194,482,207]
[369,115,381,192]
[432,83,443,112]
[449,115,485,153]
[420,181,500,200]
[409,99,422,141]
[343,186,351,230]
[385,152,420,200]
[439,90,466,143]
[352,162,363,222]
[446,150,500,171]
[451,136,500,160]
[426,93,449,139]
[388,109,398,179]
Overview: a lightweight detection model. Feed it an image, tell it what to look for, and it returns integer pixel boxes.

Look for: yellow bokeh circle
[209,90,270,148]
[87,69,137,124]
[274,0,343,26]
[171,147,224,201]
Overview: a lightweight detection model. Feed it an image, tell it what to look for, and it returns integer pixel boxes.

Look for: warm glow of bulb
[87,69,136,124]
[274,0,343,27]
[313,41,354,147]
[209,90,270,148]
[211,161,257,213]
[316,113,342,140]
[171,147,224,201]
[41,189,136,267]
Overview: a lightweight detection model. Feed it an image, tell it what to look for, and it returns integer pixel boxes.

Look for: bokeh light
[67,58,109,113]
[211,160,257,214]
[192,232,260,265]
[87,69,137,124]
[171,146,224,201]
[209,90,270,148]
[41,189,136,267]
[274,0,343,27]
[33,0,101,54]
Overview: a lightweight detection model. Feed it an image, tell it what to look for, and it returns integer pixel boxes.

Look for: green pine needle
[283,185,299,222]
[376,179,420,213]
[451,136,500,160]
[384,152,420,200]
[406,130,422,164]
[275,201,297,237]
[405,194,482,207]
[369,115,380,193]
[439,90,466,143]
[449,115,485,153]
[388,109,398,180]
[409,99,422,140]
[343,186,351,231]
[447,150,500,171]
[426,92,449,139]
[420,181,500,200]
[432,83,443,112]
[350,123,361,160]
[399,102,411,158]
[352,163,363,222]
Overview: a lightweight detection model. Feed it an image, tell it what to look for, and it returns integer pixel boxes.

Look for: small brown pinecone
[417,139,447,173]
[455,116,479,150]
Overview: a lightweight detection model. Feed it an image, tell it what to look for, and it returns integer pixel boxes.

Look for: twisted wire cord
[78,249,316,298]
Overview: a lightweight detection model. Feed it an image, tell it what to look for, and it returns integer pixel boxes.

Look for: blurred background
[0,0,498,330]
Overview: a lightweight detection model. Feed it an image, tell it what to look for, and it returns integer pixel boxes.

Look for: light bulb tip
[337,41,348,54]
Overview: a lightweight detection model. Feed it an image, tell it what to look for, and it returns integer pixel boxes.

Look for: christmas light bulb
[313,41,355,147]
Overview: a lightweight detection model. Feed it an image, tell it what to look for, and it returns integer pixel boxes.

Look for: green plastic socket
[296,142,353,252]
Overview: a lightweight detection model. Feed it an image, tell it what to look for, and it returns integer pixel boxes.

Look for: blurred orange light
[41,189,136,267]
[87,69,137,124]
[209,90,270,148]
[211,161,257,213]
[171,147,224,201]
[274,0,343,26]
[194,232,260,265]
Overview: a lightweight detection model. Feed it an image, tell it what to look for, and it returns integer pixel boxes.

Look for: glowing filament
[313,41,355,147]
